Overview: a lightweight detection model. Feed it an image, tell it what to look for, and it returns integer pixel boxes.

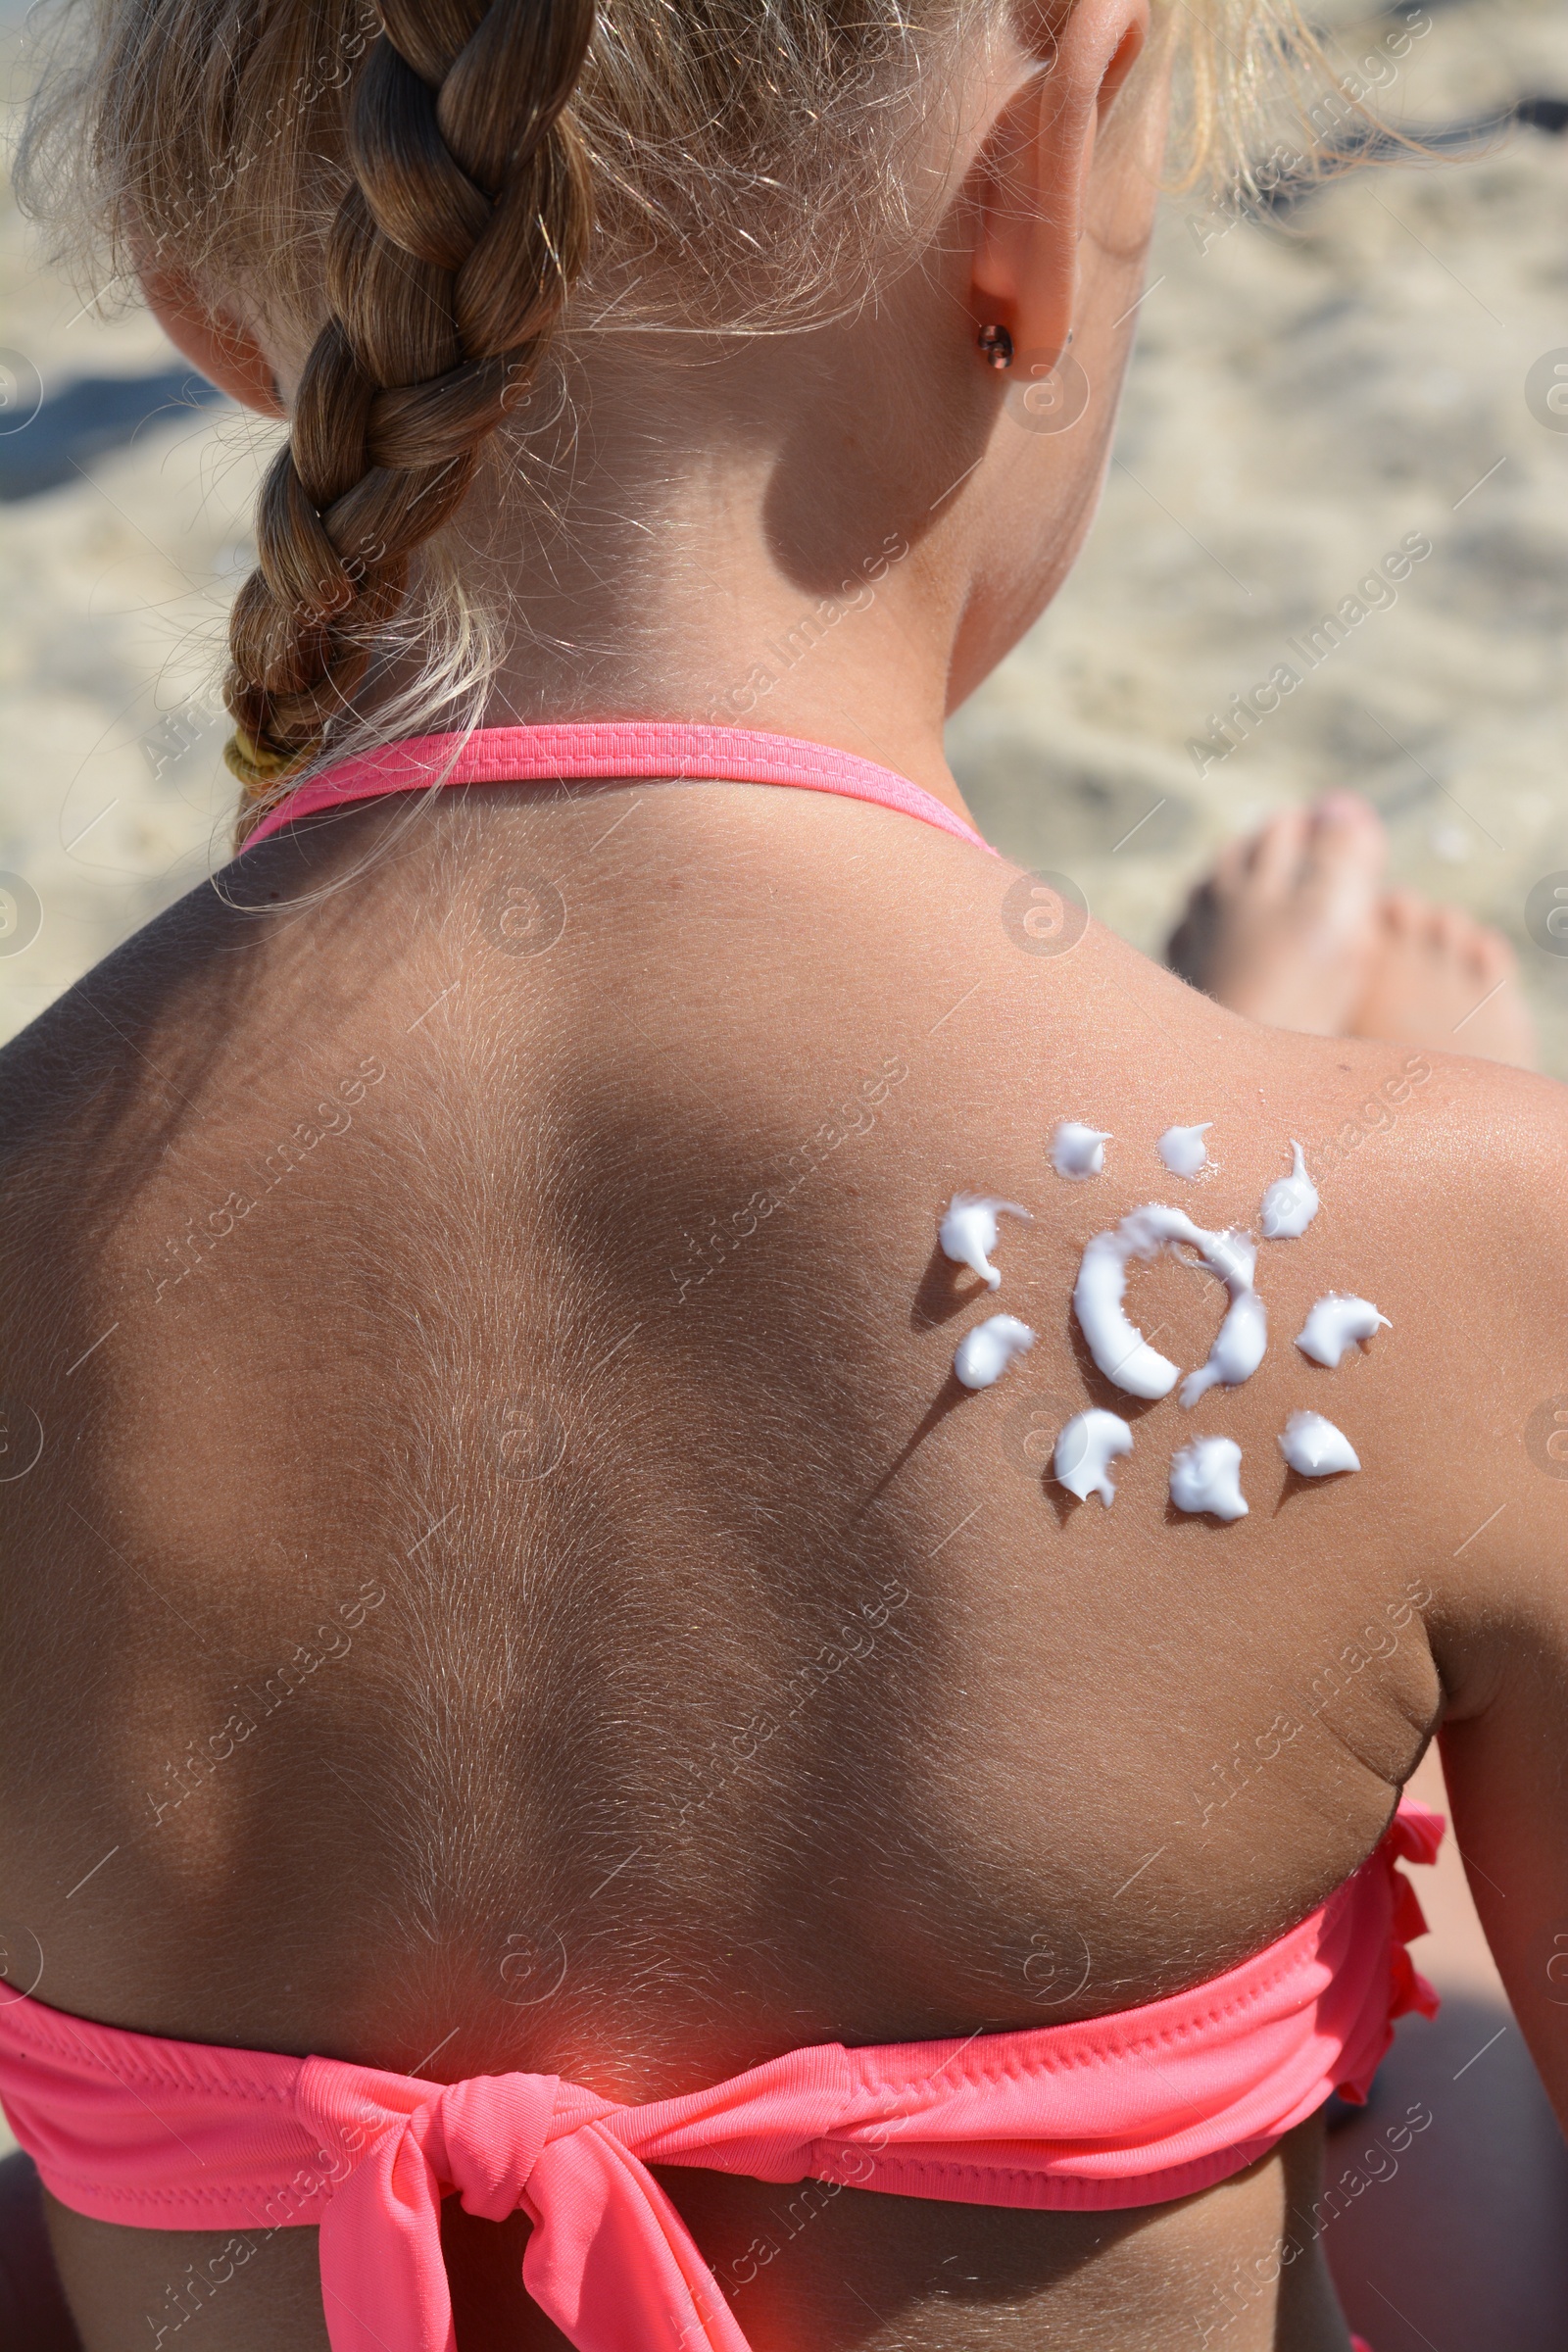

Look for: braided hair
[22,0,1340,858]
[224,0,595,838]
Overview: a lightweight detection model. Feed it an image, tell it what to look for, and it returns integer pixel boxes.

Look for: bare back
[4,779,1566,2350]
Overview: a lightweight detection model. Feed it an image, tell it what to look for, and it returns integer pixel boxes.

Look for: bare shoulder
[1312,1036,1568,2123]
[1053,944,1568,1631]
[1302,1040,1568,1652]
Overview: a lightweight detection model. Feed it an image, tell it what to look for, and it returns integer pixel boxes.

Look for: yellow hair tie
[222,725,314,793]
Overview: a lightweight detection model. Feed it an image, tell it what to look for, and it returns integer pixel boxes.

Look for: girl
[2,2,1564,2348]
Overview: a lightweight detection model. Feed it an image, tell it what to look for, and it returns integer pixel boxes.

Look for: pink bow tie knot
[306,2059,750,2352]
[414,2069,559,2223]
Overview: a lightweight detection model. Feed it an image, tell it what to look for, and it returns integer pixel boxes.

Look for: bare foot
[1166,794,1387,1033]
[1350,889,1537,1068]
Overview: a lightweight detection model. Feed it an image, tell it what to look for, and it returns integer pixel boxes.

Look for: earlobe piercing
[977,323,1014,371]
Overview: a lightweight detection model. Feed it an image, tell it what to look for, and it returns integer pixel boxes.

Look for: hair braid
[224,0,596,838]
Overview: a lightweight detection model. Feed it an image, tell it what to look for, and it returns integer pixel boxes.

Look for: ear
[138,262,287,419]
[967,0,1151,363]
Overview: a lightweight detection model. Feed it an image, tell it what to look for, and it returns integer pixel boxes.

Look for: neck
[465,329,1004,830]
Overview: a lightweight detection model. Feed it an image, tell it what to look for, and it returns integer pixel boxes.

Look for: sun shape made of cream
[1073,1204,1265,1405]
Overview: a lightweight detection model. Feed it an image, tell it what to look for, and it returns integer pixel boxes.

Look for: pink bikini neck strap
[239,723,996,856]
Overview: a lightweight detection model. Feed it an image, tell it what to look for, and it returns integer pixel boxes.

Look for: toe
[1211,836,1251,896]
[1483,925,1518,976]
[1314,790,1384,845]
[1380,887,1427,939]
[1430,902,1465,952]
[1298,792,1387,898]
[1469,923,1518,986]
[1247,807,1309,892]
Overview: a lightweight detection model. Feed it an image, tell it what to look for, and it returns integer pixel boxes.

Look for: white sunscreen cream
[1259,1141,1318,1239]
[939,1195,1031,1291]
[1052,1122,1111,1181]
[1179,1233,1266,1408]
[1169,1436,1249,1521]
[955,1314,1036,1391]
[1074,1210,1183,1398]
[1054,1409,1134,1506]
[1073,1205,1265,1405]
[1157,1123,1212,1179]
[1295,1294,1391,1369]
[1278,1410,1360,1477]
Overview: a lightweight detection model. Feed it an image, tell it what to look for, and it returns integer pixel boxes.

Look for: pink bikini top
[1,729,1437,2352]
[0,1807,1438,2352]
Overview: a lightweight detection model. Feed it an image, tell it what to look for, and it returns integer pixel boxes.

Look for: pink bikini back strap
[0,1805,1441,2352]
[239,723,997,857]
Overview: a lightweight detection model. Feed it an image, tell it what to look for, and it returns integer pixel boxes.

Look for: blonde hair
[20,0,1321,846]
